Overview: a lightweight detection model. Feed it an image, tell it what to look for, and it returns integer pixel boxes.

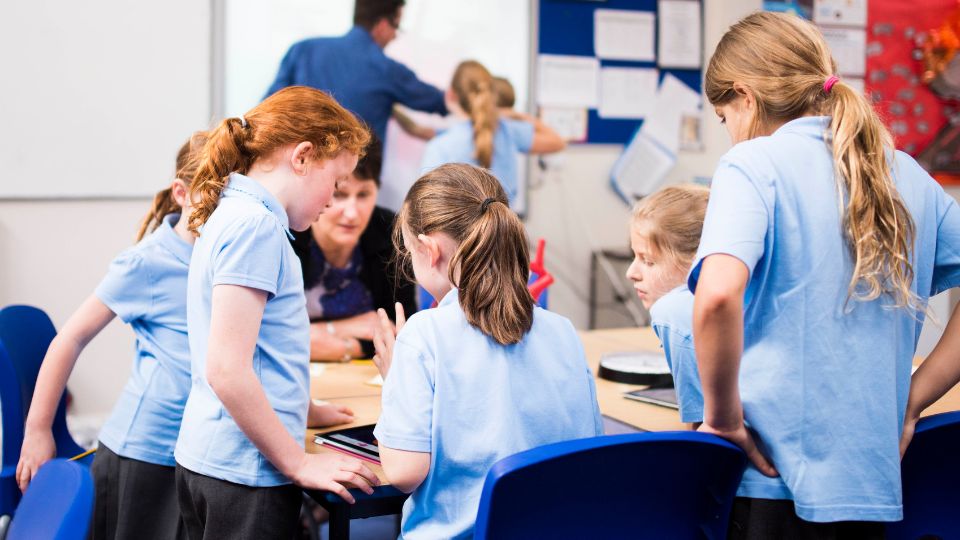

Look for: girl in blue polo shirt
[420,60,565,203]
[691,12,960,538]
[16,132,206,540]
[174,86,379,540]
[371,163,603,539]
[625,184,709,426]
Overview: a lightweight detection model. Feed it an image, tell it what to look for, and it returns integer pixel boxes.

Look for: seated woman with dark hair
[291,138,416,361]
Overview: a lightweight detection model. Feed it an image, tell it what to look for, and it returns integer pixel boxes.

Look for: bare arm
[378,446,430,493]
[504,110,566,154]
[207,285,378,501]
[392,106,436,141]
[694,254,777,477]
[901,300,960,455]
[309,323,364,362]
[17,295,116,491]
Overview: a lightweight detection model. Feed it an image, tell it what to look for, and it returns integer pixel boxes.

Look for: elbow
[694,286,742,326]
[385,472,424,494]
[206,359,232,399]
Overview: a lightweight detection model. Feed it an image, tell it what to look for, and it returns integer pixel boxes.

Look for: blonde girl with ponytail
[690,11,960,537]
[174,86,380,540]
[420,61,565,203]
[17,132,205,540]
[369,163,602,539]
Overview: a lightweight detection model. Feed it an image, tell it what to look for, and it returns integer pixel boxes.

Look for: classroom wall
[1,0,953,425]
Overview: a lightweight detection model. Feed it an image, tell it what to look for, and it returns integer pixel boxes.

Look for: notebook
[314,424,380,464]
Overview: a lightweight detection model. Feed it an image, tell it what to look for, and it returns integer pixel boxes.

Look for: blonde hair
[631,184,710,272]
[706,11,917,310]
[451,61,498,169]
[136,131,208,241]
[189,86,370,234]
[396,163,532,345]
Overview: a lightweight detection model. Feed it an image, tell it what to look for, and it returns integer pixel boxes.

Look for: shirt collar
[223,172,294,240]
[438,288,459,307]
[773,116,831,139]
[348,26,377,47]
[156,213,193,265]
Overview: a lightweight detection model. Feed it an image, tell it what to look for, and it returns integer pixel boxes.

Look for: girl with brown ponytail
[369,163,602,538]
[420,60,565,203]
[17,132,205,540]
[174,86,380,540]
[690,11,960,537]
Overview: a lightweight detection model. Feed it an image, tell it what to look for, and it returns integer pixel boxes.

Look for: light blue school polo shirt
[96,214,192,467]
[689,116,960,522]
[420,119,534,202]
[375,290,603,540]
[649,286,703,423]
[175,173,311,487]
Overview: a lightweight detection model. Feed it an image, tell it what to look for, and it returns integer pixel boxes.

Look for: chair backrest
[474,431,747,540]
[0,305,85,464]
[886,410,960,540]
[0,342,24,517]
[5,459,94,540]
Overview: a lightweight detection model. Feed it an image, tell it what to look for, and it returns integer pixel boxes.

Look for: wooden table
[304,327,960,538]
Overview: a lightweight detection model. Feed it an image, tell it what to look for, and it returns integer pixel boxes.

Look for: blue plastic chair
[474,431,747,540]
[886,410,960,540]
[0,305,88,518]
[5,459,94,540]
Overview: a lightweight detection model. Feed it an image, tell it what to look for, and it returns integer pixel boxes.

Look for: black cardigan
[290,206,417,357]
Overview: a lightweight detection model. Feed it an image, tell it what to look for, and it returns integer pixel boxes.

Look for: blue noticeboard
[537,0,702,144]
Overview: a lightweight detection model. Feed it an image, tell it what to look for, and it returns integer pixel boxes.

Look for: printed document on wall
[641,73,701,154]
[821,27,866,77]
[599,67,658,119]
[657,0,702,69]
[611,132,675,203]
[594,9,655,62]
[537,54,600,108]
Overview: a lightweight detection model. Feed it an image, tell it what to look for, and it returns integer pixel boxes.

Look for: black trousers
[89,443,186,540]
[175,464,301,540]
[728,498,887,540]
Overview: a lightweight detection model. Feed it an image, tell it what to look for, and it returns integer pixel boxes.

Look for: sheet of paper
[657,0,702,69]
[610,132,676,203]
[537,54,600,108]
[821,27,866,77]
[540,106,588,142]
[814,0,867,27]
[599,67,658,119]
[594,9,655,62]
[640,73,701,154]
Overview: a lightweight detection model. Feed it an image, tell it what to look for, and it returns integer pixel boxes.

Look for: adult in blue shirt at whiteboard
[265,0,447,142]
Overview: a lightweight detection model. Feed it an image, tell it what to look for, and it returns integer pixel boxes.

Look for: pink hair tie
[823,75,840,94]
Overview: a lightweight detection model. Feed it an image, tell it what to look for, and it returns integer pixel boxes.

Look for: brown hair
[705,11,917,310]
[396,163,532,345]
[136,131,208,241]
[492,76,515,109]
[631,184,710,272]
[451,61,498,169]
[188,86,370,234]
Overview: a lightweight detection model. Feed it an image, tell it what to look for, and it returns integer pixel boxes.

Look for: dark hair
[189,86,370,234]
[136,131,208,241]
[396,163,533,345]
[353,134,382,186]
[354,0,404,30]
[493,77,516,108]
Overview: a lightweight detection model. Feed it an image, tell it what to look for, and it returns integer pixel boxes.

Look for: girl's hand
[372,302,405,380]
[289,453,380,504]
[308,400,354,428]
[16,429,57,492]
[698,421,778,478]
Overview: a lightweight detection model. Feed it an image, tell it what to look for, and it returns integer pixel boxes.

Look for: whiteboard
[0,1,212,199]
[222,0,531,213]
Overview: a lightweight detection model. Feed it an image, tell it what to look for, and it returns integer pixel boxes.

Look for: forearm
[25,334,83,431]
[694,293,745,429]
[309,323,362,361]
[209,364,305,476]
[907,301,960,417]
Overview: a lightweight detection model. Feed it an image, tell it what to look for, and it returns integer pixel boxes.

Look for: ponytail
[137,130,208,241]
[705,11,918,310]
[396,163,533,345]
[452,61,499,169]
[188,86,371,234]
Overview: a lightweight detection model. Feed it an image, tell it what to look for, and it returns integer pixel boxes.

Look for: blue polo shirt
[176,173,311,487]
[649,286,703,423]
[375,290,603,539]
[420,119,534,202]
[689,116,960,522]
[266,26,447,142]
[96,214,192,467]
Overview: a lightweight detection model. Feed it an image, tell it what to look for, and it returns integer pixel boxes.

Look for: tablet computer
[313,424,380,464]
[623,387,680,410]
